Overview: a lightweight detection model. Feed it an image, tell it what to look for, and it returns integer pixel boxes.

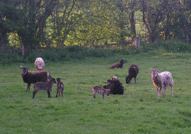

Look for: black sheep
[20,65,51,91]
[125,64,139,84]
[103,76,124,94]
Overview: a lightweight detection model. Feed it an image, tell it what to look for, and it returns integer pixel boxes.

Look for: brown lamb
[92,86,111,99]
[56,78,64,97]
[110,59,125,69]
[20,65,51,91]
[33,78,56,98]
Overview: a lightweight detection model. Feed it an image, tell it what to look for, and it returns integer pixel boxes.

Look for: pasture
[1,51,191,133]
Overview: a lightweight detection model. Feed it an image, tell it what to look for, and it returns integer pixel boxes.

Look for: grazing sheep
[33,78,56,98]
[34,57,45,70]
[56,78,64,98]
[20,65,51,91]
[92,86,111,99]
[149,68,174,97]
[103,76,124,94]
[111,59,125,69]
[125,64,139,84]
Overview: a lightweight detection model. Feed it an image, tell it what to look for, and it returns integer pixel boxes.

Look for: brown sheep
[33,78,56,98]
[56,78,64,97]
[125,64,139,84]
[20,65,51,91]
[110,59,125,69]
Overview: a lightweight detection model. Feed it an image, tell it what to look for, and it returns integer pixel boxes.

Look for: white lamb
[34,57,45,70]
[149,68,174,97]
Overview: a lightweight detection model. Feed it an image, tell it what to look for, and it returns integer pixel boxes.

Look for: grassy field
[1,51,191,133]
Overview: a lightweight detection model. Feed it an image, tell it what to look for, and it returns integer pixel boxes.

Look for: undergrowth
[0,39,190,65]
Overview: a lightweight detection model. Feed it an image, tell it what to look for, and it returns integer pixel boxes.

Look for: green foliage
[0,45,139,64]
[141,40,191,52]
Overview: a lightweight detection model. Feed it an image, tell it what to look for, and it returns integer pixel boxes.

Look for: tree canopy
[0,0,191,48]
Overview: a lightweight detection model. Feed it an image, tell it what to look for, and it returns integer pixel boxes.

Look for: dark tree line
[0,0,191,49]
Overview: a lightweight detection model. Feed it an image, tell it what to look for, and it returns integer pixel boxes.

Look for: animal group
[20,57,174,99]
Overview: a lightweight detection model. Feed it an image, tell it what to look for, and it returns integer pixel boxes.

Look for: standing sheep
[149,68,174,97]
[103,76,124,94]
[125,64,139,84]
[92,86,111,99]
[33,78,56,98]
[110,59,126,69]
[34,57,45,70]
[20,65,51,91]
[56,78,64,97]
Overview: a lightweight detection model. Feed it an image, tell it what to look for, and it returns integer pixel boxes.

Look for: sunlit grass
[0,52,191,133]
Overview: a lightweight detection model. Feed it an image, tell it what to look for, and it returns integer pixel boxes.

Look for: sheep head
[56,78,62,83]
[120,59,126,64]
[125,76,131,84]
[107,76,118,83]
[149,68,159,78]
[20,65,29,75]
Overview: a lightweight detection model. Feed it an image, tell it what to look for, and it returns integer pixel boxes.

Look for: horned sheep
[149,68,173,97]
[20,65,51,91]
[125,64,139,84]
[33,78,56,98]
[34,57,45,70]
[110,59,126,69]
[103,76,124,95]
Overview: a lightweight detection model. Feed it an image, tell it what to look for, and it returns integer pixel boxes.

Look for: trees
[1,0,191,49]
[0,0,58,48]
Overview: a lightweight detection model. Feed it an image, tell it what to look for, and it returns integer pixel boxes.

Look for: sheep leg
[61,89,63,97]
[102,94,104,99]
[33,89,39,98]
[27,83,31,92]
[157,88,161,97]
[93,93,96,99]
[163,87,166,97]
[56,90,59,98]
[171,86,173,96]
[47,90,51,98]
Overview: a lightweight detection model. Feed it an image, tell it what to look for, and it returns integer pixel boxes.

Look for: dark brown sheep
[125,64,139,84]
[20,65,51,91]
[33,78,56,98]
[110,59,125,69]
[92,86,111,99]
[56,78,64,98]
[103,76,124,94]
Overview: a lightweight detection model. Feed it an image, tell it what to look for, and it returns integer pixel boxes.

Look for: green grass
[1,51,191,133]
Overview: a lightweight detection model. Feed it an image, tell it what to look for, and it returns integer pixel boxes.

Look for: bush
[141,39,191,52]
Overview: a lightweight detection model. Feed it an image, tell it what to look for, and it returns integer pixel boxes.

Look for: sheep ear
[149,68,153,71]
[20,65,23,69]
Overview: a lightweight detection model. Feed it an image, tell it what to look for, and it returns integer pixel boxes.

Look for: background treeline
[0,0,191,55]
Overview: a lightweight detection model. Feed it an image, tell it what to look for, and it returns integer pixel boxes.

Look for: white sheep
[34,57,45,70]
[149,68,174,97]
